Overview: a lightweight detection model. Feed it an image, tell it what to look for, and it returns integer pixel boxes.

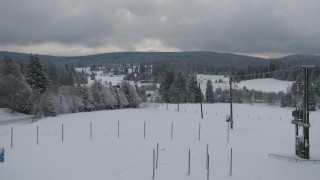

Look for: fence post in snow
[117,120,120,138]
[37,126,39,145]
[62,124,64,143]
[198,123,201,141]
[230,148,233,176]
[144,122,146,139]
[207,154,210,180]
[171,122,173,140]
[206,144,209,170]
[187,149,191,175]
[153,149,155,179]
[90,122,92,140]
[156,143,159,169]
[11,127,13,148]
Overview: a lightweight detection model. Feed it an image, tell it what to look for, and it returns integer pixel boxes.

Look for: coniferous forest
[1,51,320,118]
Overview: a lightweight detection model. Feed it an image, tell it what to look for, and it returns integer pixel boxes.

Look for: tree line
[158,71,286,105]
[0,55,142,118]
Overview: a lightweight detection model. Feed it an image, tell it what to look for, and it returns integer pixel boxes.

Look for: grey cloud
[0,0,319,56]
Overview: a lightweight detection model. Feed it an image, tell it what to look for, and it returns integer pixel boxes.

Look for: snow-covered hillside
[236,78,293,93]
[197,75,293,93]
[1,103,319,180]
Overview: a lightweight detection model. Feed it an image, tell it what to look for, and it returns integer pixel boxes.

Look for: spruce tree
[26,55,49,93]
[187,74,201,103]
[205,79,215,103]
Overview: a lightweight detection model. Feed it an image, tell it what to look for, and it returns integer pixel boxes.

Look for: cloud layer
[1,0,319,57]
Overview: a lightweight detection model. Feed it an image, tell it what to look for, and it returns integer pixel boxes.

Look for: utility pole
[291,65,314,159]
[302,66,311,159]
[229,77,234,129]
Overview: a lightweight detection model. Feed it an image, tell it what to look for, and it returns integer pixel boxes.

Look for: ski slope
[0,103,319,180]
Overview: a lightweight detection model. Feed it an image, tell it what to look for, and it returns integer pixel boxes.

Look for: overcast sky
[0,0,319,57]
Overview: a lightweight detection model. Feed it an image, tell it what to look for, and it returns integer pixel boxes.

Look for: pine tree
[308,84,316,111]
[159,71,175,103]
[26,55,49,93]
[205,79,215,103]
[187,74,201,103]
[1,56,32,113]
[121,81,140,108]
[170,72,187,103]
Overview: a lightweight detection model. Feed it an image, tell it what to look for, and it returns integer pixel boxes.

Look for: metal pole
[303,67,310,159]
[117,120,120,138]
[153,149,155,179]
[144,122,146,139]
[229,77,234,129]
[206,144,209,170]
[178,93,180,111]
[227,121,230,143]
[199,83,203,119]
[37,126,39,145]
[198,123,201,141]
[230,148,233,176]
[11,127,13,148]
[207,154,210,180]
[188,149,191,175]
[171,122,173,140]
[62,124,64,143]
[156,143,159,169]
[90,122,92,140]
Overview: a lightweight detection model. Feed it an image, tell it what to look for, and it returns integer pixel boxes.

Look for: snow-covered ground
[197,75,293,93]
[236,78,293,93]
[1,103,319,180]
[0,108,33,125]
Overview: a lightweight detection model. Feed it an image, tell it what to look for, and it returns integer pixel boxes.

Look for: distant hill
[278,54,320,61]
[0,51,267,66]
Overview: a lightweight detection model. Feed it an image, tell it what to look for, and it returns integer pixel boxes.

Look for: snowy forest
[1,51,320,118]
[0,55,143,118]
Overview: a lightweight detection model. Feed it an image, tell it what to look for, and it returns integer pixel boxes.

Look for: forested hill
[0,51,267,65]
[1,51,320,80]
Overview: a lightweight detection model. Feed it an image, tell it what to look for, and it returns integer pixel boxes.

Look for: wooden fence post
[187,149,191,175]
[62,124,64,143]
[11,127,13,148]
[156,143,159,169]
[198,123,201,141]
[230,148,233,176]
[206,144,209,169]
[90,122,92,140]
[144,122,146,139]
[153,149,155,179]
[117,120,120,138]
[171,122,173,140]
[37,126,39,145]
[207,154,210,180]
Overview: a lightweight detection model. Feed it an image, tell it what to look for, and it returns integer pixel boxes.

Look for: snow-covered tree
[0,56,32,113]
[26,55,49,93]
[205,79,215,103]
[187,74,201,103]
[121,81,140,108]
[159,71,175,103]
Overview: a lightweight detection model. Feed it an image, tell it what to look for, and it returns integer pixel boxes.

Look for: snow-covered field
[197,75,293,93]
[1,103,319,180]
[236,78,293,93]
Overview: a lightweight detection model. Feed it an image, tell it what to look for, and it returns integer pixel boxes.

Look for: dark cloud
[0,0,319,56]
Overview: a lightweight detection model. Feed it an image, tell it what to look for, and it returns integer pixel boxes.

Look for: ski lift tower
[291,65,314,159]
